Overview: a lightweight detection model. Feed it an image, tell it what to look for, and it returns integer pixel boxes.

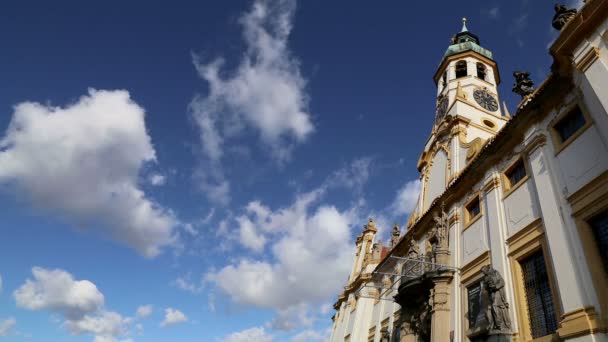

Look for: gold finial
[461,17,468,32]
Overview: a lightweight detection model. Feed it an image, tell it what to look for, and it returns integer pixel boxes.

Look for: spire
[362,218,378,234]
[461,17,468,32]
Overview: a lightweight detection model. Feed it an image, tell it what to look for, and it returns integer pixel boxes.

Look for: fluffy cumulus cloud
[0,318,16,336]
[135,305,153,318]
[390,179,421,217]
[160,308,188,327]
[190,0,313,203]
[206,189,355,310]
[269,303,314,332]
[0,89,177,257]
[14,267,132,342]
[222,326,273,342]
[14,267,104,319]
[64,311,131,341]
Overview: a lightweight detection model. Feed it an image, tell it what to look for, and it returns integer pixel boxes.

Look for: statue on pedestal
[481,266,512,332]
[432,205,449,250]
[391,224,401,248]
[512,71,535,98]
[552,4,577,30]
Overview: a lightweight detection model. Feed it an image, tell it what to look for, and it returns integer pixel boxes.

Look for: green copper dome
[443,41,493,60]
[440,18,493,63]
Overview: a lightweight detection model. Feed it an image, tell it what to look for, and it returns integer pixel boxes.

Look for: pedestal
[429,271,454,342]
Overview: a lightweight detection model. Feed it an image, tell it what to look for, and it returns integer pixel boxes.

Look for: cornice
[483,176,500,193]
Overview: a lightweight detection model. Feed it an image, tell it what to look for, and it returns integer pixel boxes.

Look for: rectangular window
[466,197,481,222]
[467,282,482,328]
[554,106,586,142]
[505,159,527,189]
[589,210,608,273]
[520,250,558,338]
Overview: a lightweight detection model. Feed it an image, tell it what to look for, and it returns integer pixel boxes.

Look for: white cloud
[14,267,104,320]
[269,303,313,332]
[0,318,16,336]
[325,157,372,194]
[172,275,202,294]
[191,0,313,203]
[291,329,327,342]
[135,305,153,318]
[222,326,273,342]
[148,173,166,186]
[64,311,130,341]
[206,191,355,310]
[0,89,177,257]
[160,308,187,327]
[14,267,132,342]
[390,179,421,217]
[488,7,500,19]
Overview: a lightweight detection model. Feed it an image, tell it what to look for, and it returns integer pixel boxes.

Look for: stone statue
[390,224,401,248]
[512,71,535,98]
[552,4,577,30]
[481,265,512,332]
[433,205,449,250]
[372,241,383,262]
[407,238,420,259]
[380,327,390,342]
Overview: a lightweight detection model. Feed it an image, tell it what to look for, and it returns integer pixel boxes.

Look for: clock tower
[411,19,510,220]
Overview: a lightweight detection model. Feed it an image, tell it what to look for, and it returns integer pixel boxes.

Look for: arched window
[477,63,487,80]
[442,71,447,85]
[455,60,467,78]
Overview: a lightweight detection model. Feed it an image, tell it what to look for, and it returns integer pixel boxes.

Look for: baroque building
[329,1,608,341]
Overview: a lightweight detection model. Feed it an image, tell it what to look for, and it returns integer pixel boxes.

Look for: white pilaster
[527,137,597,313]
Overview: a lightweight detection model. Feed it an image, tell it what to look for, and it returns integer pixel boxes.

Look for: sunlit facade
[330,1,608,341]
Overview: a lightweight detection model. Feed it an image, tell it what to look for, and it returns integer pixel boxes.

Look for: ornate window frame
[459,251,491,339]
[566,170,608,333]
[548,101,593,155]
[506,220,562,341]
[501,154,531,199]
[463,192,483,230]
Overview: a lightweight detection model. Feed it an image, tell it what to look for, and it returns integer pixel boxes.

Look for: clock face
[473,89,499,112]
[435,97,449,125]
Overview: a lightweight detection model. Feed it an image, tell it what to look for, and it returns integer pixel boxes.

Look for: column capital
[483,176,501,193]
[523,133,547,155]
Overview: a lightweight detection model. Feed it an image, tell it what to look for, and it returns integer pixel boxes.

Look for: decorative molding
[460,250,491,284]
[448,212,460,225]
[568,170,608,216]
[522,134,547,155]
[483,176,500,193]
[456,81,468,101]
[465,138,486,162]
[575,47,599,72]
[505,218,543,255]
[558,306,606,338]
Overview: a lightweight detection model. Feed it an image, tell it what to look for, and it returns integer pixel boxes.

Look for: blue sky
[0,0,578,341]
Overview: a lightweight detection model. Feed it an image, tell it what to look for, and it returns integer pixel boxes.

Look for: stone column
[430,273,454,342]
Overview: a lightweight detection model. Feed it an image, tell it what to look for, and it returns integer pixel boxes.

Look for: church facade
[329,1,608,341]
